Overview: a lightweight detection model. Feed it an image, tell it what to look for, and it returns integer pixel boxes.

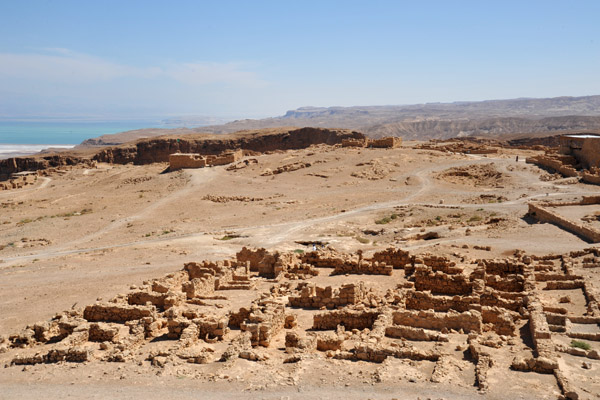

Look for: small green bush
[355,236,370,244]
[219,234,241,241]
[375,213,399,225]
[571,340,592,351]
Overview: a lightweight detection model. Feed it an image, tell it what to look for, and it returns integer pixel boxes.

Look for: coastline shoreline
[0,144,76,161]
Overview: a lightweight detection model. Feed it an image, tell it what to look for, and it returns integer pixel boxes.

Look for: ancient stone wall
[236,247,267,272]
[288,282,367,309]
[392,309,482,333]
[312,309,381,330]
[240,299,286,347]
[481,306,517,336]
[479,258,525,276]
[526,154,579,177]
[582,172,600,185]
[83,304,156,323]
[169,153,207,169]
[0,155,93,177]
[4,247,599,399]
[405,290,479,312]
[0,173,38,190]
[369,137,402,148]
[169,149,243,170]
[341,138,367,147]
[413,266,473,295]
[528,202,600,243]
[332,259,393,275]
[371,248,413,269]
[300,249,393,275]
[564,135,600,170]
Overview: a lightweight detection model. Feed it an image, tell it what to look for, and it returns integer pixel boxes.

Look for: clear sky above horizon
[0,0,599,120]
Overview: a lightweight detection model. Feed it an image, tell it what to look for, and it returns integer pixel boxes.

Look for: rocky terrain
[1,129,600,399]
[0,127,363,175]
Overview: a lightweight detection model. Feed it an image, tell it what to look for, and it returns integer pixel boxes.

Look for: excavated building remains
[341,136,402,148]
[0,171,38,190]
[527,133,600,184]
[169,149,243,170]
[528,196,600,243]
[2,246,599,399]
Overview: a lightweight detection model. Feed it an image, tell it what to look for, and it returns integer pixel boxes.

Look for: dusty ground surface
[1,140,599,399]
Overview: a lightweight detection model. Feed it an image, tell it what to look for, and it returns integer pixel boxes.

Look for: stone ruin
[528,196,600,243]
[341,136,402,148]
[1,245,599,399]
[416,139,499,154]
[169,149,243,170]
[527,134,600,185]
[0,171,38,191]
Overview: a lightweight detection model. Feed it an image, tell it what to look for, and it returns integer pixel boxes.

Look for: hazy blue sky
[0,0,598,120]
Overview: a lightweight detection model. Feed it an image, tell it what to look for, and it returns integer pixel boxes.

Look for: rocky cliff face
[93,127,364,165]
[1,128,363,177]
[362,116,600,139]
[0,155,91,179]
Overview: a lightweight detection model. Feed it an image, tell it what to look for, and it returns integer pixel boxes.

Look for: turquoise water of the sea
[0,121,162,145]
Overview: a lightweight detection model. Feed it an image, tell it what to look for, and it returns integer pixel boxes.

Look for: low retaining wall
[392,309,482,333]
[169,149,243,170]
[528,203,600,243]
[526,155,579,177]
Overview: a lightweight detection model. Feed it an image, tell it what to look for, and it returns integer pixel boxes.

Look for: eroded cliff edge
[0,127,364,177]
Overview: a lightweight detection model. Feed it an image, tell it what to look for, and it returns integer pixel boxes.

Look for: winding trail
[49,168,218,250]
[4,153,600,267]
[0,177,51,200]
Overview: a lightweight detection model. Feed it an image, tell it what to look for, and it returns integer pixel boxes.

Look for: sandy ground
[1,142,599,399]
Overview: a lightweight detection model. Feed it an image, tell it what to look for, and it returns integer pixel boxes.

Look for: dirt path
[0,176,51,200]
[12,168,220,256]
[4,156,600,266]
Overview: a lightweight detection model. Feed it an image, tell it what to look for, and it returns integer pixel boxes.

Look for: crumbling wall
[0,173,38,191]
[169,153,207,169]
[236,247,267,272]
[413,266,473,295]
[166,310,229,342]
[206,149,243,166]
[332,259,393,275]
[526,154,579,177]
[169,149,242,170]
[479,258,525,276]
[301,249,393,275]
[240,299,286,347]
[312,309,381,330]
[341,138,367,147]
[371,247,413,269]
[83,304,155,323]
[392,309,482,333]
[528,202,600,243]
[183,259,252,291]
[369,137,402,148]
[288,282,367,309]
[405,290,479,312]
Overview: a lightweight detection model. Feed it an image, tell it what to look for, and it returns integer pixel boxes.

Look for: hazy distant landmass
[80,95,600,146]
[160,115,234,127]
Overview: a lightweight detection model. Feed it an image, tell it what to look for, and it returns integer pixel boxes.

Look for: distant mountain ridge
[80,95,600,146]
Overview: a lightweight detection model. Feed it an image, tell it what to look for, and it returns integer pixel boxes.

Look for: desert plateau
[0,127,598,400]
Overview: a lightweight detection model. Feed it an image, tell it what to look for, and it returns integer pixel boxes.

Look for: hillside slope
[79,95,600,145]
